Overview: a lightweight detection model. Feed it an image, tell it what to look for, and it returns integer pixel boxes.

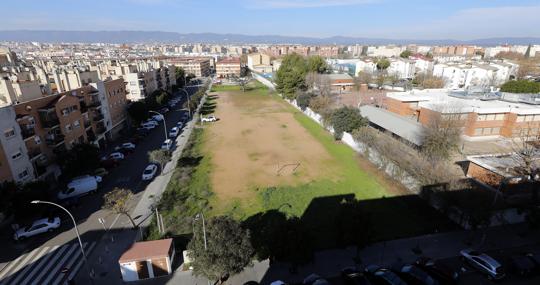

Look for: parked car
[100,158,119,169]
[176,121,184,128]
[508,254,536,277]
[160,107,170,113]
[136,128,150,136]
[201,115,217,122]
[161,139,173,151]
[94,168,109,177]
[104,152,125,162]
[460,249,505,280]
[365,265,408,285]
[115,142,136,151]
[57,175,101,200]
[269,281,287,285]
[13,217,61,241]
[398,264,439,285]
[342,267,372,285]
[142,164,158,181]
[140,122,156,130]
[415,258,458,285]
[303,274,330,285]
[169,127,180,137]
[151,114,164,121]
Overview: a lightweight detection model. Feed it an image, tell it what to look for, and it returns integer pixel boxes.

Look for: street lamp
[149,110,167,141]
[31,200,93,283]
[179,88,191,119]
[193,213,209,285]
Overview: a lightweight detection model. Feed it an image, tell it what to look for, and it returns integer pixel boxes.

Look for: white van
[57,175,102,200]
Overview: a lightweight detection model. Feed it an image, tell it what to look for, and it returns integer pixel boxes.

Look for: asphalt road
[0,85,199,281]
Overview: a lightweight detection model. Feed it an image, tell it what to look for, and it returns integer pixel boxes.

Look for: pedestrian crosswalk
[0,241,96,285]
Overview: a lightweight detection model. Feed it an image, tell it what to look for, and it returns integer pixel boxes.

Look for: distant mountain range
[1,30,539,46]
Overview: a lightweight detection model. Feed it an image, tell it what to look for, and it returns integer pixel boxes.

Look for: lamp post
[179,88,191,119]
[31,200,93,283]
[194,213,209,285]
[149,110,167,141]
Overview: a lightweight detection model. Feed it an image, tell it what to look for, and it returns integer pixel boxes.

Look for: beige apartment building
[167,57,211,77]
[216,58,241,78]
[247,53,272,73]
[0,80,128,183]
[0,72,44,106]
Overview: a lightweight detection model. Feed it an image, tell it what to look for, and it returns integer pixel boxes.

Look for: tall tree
[175,67,186,88]
[188,216,254,284]
[376,58,391,71]
[148,149,171,171]
[400,50,412,58]
[307,55,328,73]
[275,53,308,99]
[58,143,100,179]
[421,106,465,162]
[103,188,137,228]
[328,106,369,139]
[127,101,149,123]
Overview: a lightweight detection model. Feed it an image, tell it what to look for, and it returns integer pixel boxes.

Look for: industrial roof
[359,105,424,146]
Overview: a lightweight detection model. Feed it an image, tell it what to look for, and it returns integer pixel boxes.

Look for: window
[4,128,16,138]
[12,151,22,160]
[486,114,496,121]
[34,136,41,145]
[516,115,525,122]
[18,169,29,180]
[525,115,534,122]
[474,128,483,136]
[73,120,80,129]
[477,114,487,121]
[495,114,505,120]
[65,124,72,133]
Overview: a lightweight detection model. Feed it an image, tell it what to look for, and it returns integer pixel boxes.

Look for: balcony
[88,99,102,108]
[45,134,65,146]
[28,148,42,160]
[20,126,36,139]
[93,113,104,121]
[95,125,106,135]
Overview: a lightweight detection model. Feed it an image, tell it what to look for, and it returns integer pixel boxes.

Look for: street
[0,85,201,285]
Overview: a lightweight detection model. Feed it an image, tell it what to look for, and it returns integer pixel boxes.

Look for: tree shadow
[177,155,203,168]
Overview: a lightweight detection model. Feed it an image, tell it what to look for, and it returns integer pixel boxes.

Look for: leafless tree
[510,124,540,200]
[421,104,466,163]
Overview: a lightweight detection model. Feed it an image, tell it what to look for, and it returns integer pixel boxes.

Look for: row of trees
[127,90,172,123]
[500,80,540,94]
[275,54,328,99]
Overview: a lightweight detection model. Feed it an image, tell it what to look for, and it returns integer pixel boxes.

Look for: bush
[296,92,313,110]
[500,80,540,94]
[328,106,368,140]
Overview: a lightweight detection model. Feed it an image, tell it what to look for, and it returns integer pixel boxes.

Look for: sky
[1,0,540,40]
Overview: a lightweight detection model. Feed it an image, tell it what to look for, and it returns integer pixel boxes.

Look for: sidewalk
[74,82,212,285]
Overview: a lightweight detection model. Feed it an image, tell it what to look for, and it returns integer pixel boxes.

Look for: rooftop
[217,57,241,64]
[360,105,424,146]
[119,238,172,263]
[468,153,540,178]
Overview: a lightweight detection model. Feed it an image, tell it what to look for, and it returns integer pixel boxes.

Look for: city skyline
[1,0,540,40]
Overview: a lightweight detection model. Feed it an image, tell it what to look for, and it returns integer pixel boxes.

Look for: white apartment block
[52,68,100,93]
[367,46,404,57]
[387,58,415,79]
[124,71,157,101]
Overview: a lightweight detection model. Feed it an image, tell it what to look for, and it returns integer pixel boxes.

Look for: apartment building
[124,71,157,101]
[166,57,211,77]
[0,72,43,105]
[314,46,340,58]
[0,81,128,183]
[52,68,100,93]
[247,53,272,73]
[216,58,241,78]
[385,89,540,140]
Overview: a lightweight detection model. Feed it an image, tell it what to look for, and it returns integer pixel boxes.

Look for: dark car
[100,159,119,169]
[342,267,372,285]
[303,274,330,285]
[364,265,408,285]
[509,254,537,276]
[415,258,458,285]
[398,264,439,285]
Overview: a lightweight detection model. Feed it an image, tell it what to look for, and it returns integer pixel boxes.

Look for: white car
[107,152,125,161]
[140,122,156,130]
[115,142,136,151]
[460,249,505,280]
[142,164,158,180]
[152,114,164,122]
[169,127,180,137]
[201,115,217,122]
[176,121,184,128]
[161,139,173,151]
[14,217,61,240]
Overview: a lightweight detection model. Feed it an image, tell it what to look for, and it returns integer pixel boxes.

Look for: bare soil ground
[204,90,338,210]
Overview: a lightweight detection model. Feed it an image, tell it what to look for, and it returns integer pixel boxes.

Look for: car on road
[398,264,439,285]
[342,267,372,285]
[142,164,159,181]
[160,107,170,113]
[140,122,156,130]
[13,217,61,240]
[460,249,505,280]
[365,265,408,285]
[201,115,217,122]
[102,152,125,162]
[415,257,458,285]
[161,139,173,151]
[176,121,184,129]
[151,114,164,121]
[303,273,330,285]
[58,175,102,200]
[115,142,136,151]
[169,127,180,137]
